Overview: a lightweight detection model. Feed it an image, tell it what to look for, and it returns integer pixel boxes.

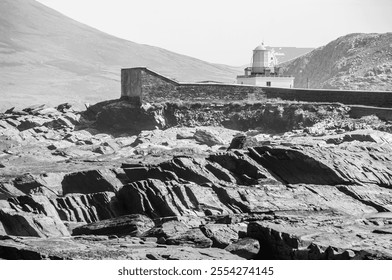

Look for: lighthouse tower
[251,43,278,74]
[237,43,294,88]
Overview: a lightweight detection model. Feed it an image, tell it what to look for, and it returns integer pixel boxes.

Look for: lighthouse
[237,43,294,88]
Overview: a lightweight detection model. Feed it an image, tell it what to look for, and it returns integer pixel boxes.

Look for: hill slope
[0,0,241,110]
[282,33,392,90]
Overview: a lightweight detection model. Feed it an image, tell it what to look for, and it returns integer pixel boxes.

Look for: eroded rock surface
[1,100,392,259]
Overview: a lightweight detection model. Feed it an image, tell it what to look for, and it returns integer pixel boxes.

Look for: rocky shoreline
[1,100,392,259]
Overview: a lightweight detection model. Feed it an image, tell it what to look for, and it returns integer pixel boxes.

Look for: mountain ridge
[282,33,392,90]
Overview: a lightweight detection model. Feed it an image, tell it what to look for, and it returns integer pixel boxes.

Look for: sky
[36,0,392,66]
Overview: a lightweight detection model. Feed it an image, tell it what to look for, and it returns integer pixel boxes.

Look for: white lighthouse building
[237,43,294,88]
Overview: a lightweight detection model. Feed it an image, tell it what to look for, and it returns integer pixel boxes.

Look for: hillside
[274,46,314,64]
[240,46,313,68]
[0,0,241,110]
[282,33,392,90]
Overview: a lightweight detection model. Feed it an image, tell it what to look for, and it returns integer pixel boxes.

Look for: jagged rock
[52,191,121,223]
[248,144,392,187]
[159,157,223,185]
[247,211,392,260]
[18,128,38,141]
[4,107,15,114]
[200,224,244,248]
[225,237,260,259]
[227,135,247,150]
[208,151,279,185]
[0,120,17,132]
[93,145,115,155]
[35,107,60,116]
[0,182,26,199]
[5,118,21,127]
[117,179,236,218]
[56,103,72,112]
[63,112,80,124]
[194,129,224,146]
[63,130,92,143]
[0,207,69,238]
[44,117,74,129]
[72,214,154,236]
[123,166,179,183]
[17,116,48,131]
[115,136,137,147]
[144,220,189,240]
[62,169,123,195]
[22,104,46,113]
[33,126,49,134]
[11,173,64,197]
[165,227,213,248]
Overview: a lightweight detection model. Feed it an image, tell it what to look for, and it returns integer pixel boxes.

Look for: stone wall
[121,67,392,109]
[262,87,392,108]
[121,68,265,103]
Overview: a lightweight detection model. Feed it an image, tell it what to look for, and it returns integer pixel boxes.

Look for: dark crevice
[336,186,390,212]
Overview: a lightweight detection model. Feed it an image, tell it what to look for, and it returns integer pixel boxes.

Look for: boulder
[194,129,224,146]
[165,227,213,248]
[227,134,247,150]
[200,223,243,248]
[225,237,260,259]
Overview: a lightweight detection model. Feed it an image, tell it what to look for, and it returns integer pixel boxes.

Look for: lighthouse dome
[254,43,267,51]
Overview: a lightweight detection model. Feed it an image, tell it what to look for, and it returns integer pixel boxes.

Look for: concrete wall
[237,76,294,88]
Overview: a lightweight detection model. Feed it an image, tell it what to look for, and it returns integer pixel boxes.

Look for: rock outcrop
[283,33,392,91]
[1,100,392,260]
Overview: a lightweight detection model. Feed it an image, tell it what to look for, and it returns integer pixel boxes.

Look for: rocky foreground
[1,100,392,260]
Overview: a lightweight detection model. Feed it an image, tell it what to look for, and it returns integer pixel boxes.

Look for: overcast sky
[36,0,392,65]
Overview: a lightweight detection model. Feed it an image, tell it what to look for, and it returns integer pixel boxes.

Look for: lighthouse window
[266,81,271,86]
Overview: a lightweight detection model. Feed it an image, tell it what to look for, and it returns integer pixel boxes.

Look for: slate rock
[62,169,123,195]
[225,237,260,259]
[72,214,154,236]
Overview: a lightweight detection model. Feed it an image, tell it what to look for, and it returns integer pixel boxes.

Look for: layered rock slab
[247,210,392,260]
[248,144,392,187]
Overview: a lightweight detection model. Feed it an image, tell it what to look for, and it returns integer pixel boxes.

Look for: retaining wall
[262,87,392,108]
[121,68,265,103]
[121,67,392,110]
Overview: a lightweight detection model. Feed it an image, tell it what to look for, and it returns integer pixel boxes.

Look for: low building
[237,43,294,88]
